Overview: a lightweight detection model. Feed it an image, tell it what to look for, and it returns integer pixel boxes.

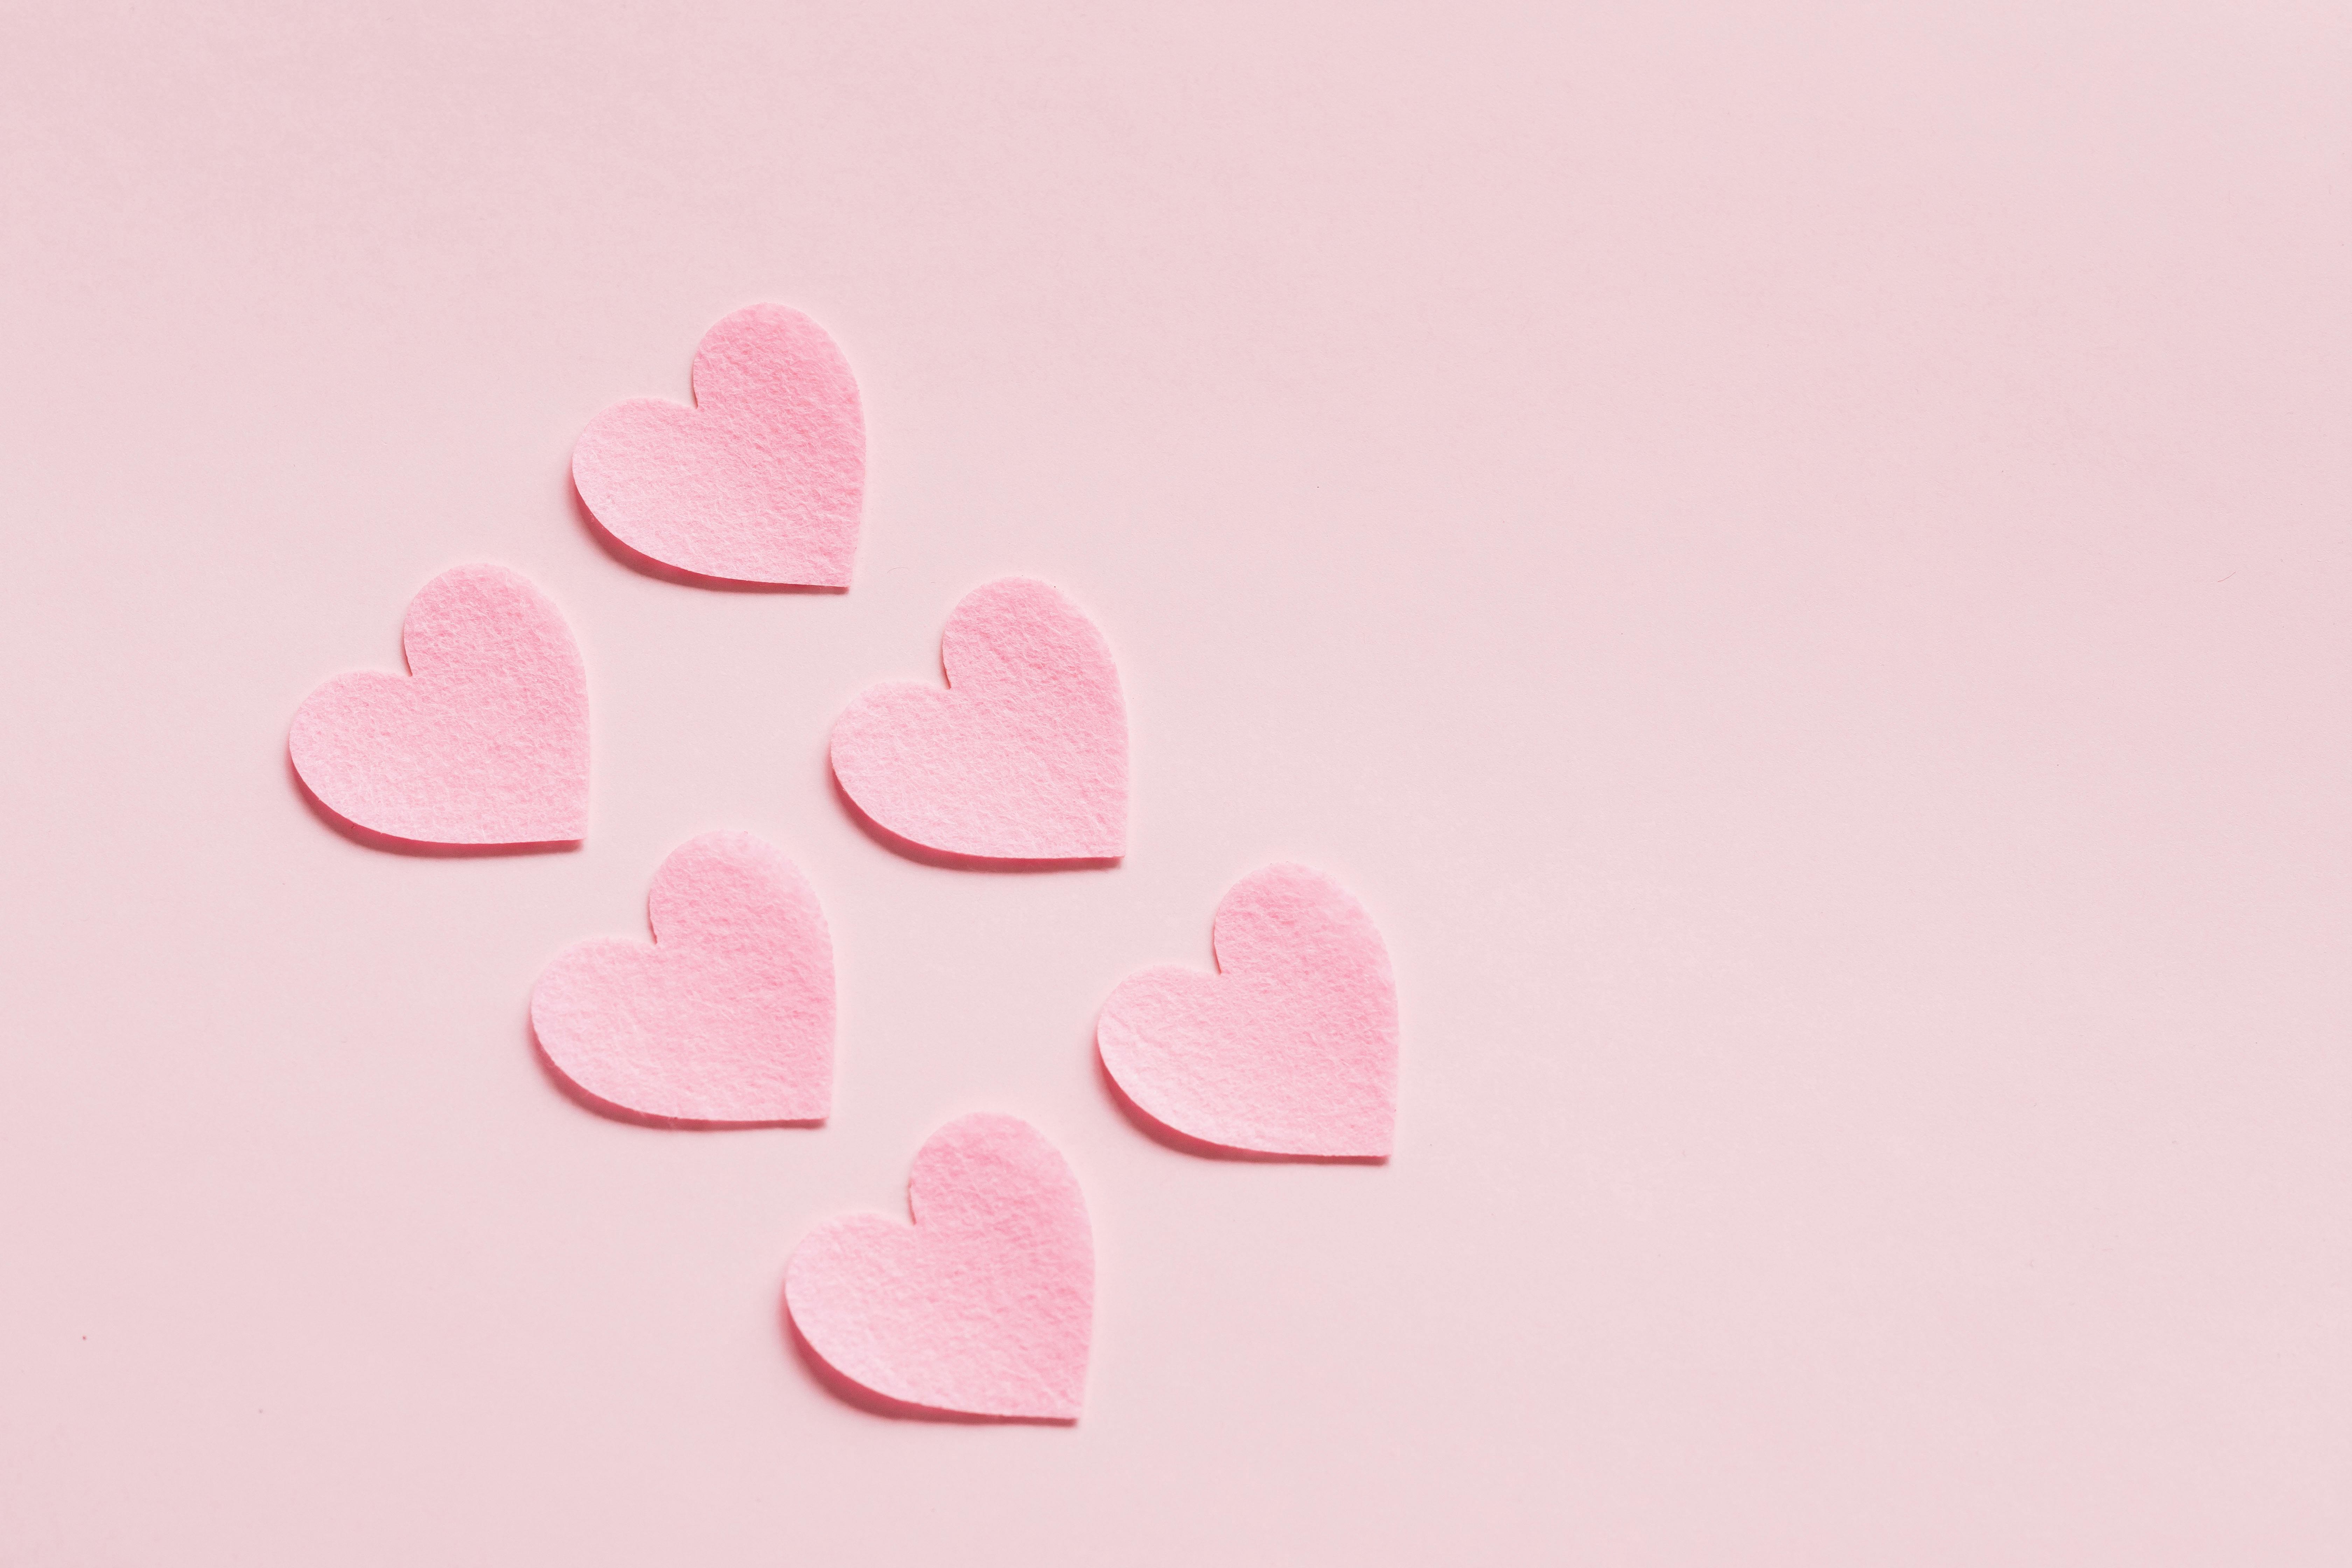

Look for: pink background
[2,3,2347,1562]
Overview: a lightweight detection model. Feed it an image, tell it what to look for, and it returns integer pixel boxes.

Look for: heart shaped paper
[531,832,833,1123]
[1097,864,1398,1157]
[786,1113,1093,1420]
[572,304,864,587]
[289,564,589,846]
[829,577,1126,862]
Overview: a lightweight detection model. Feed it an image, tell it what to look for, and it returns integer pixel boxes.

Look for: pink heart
[829,577,1127,861]
[571,304,864,587]
[1097,864,1399,1158]
[785,1114,1093,1420]
[530,832,834,1124]
[289,564,588,846]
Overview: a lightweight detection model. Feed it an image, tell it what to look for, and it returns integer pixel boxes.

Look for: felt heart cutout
[1097,864,1398,1158]
[572,304,864,587]
[786,1114,1093,1420]
[531,832,833,1124]
[829,577,1127,862]
[289,564,589,846]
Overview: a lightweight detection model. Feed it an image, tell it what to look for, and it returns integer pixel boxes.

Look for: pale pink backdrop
[2,4,2347,1563]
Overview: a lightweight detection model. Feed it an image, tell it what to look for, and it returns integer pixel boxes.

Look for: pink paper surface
[830,577,1127,861]
[8,6,2352,1564]
[572,304,864,587]
[531,832,834,1124]
[1098,864,1398,1157]
[785,1114,1093,1421]
[287,564,589,846]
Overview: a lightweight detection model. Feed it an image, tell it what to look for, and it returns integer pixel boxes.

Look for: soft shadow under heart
[779,1298,1075,1427]
[1093,1045,1389,1166]
[525,1016,824,1133]
[827,767,1122,875]
[567,477,847,595]
[287,752,580,859]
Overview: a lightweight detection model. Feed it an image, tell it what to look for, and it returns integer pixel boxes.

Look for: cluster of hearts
[286,305,1399,1423]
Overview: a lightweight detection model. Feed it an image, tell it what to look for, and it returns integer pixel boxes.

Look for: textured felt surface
[828,577,1127,861]
[785,1114,1093,1420]
[1097,864,1398,1157]
[530,832,834,1123]
[288,564,589,846]
[572,303,864,587]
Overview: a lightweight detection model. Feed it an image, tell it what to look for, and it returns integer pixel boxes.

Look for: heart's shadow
[568,479,848,595]
[1093,1049,1390,1166]
[287,752,580,859]
[828,769,1122,875]
[526,1016,824,1132]
[778,1299,1075,1427]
